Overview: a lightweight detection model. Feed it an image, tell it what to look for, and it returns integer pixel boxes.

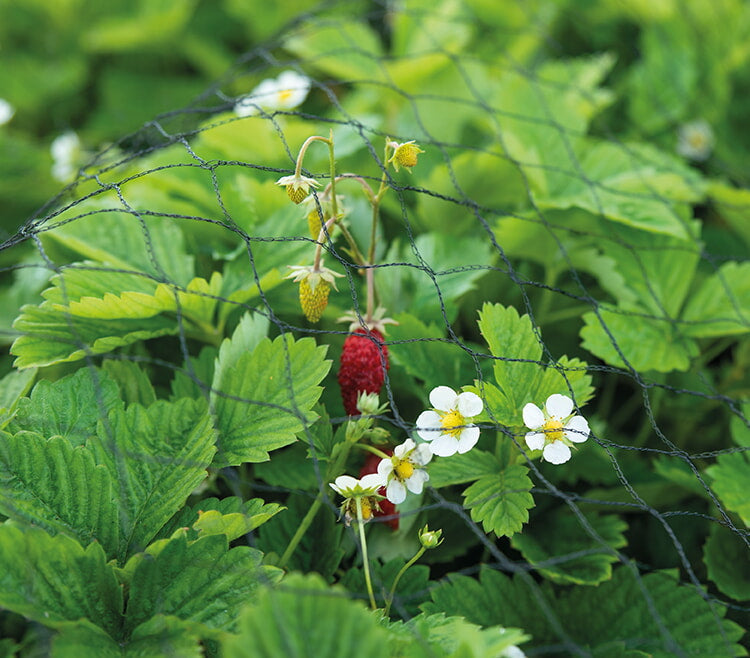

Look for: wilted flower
[676,119,714,162]
[388,139,424,172]
[234,70,311,117]
[377,438,432,504]
[275,173,320,204]
[416,386,483,457]
[50,131,81,182]
[285,261,343,322]
[522,393,589,465]
[0,99,14,126]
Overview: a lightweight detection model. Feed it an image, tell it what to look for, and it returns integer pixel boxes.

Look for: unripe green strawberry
[299,278,330,322]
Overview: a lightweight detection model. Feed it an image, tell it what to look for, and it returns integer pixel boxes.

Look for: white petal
[386,479,406,504]
[522,403,544,430]
[416,410,442,441]
[377,458,394,478]
[525,431,545,451]
[331,475,358,495]
[545,394,574,419]
[564,415,590,443]
[413,444,433,466]
[0,98,14,126]
[360,473,386,490]
[395,438,415,458]
[456,426,480,453]
[543,441,571,465]
[406,469,429,494]
[429,386,458,411]
[429,434,459,457]
[456,391,483,417]
[233,97,260,117]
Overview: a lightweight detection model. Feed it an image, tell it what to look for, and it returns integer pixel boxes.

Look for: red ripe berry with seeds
[359,450,399,531]
[338,328,389,416]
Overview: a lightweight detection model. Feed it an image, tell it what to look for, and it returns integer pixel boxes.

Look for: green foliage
[706,452,750,526]
[386,612,529,658]
[510,511,628,585]
[223,573,389,658]
[704,524,750,602]
[0,524,122,637]
[424,567,746,656]
[462,465,535,537]
[477,302,594,425]
[123,532,280,635]
[210,333,330,465]
[0,430,120,555]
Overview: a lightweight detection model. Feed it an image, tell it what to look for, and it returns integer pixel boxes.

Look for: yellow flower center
[688,132,706,148]
[279,88,294,103]
[395,460,415,480]
[440,409,466,437]
[360,497,373,520]
[542,418,564,443]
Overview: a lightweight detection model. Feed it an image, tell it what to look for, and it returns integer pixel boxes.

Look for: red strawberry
[338,328,389,416]
[359,450,399,531]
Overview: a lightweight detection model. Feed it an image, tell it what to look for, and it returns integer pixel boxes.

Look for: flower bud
[418,524,443,549]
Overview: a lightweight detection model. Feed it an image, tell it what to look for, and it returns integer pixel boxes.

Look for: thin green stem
[312,217,338,271]
[294,135,330,178]
[327,130,339,221]
[355,443,391,460]
[278,493,324,569]
[355,497,378,610]
[279,438,356,569]
[384,547,425,617]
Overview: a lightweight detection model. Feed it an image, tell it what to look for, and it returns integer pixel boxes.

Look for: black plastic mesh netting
[0,1,748,656]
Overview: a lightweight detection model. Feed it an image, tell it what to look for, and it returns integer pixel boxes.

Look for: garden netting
[0,0,748,656]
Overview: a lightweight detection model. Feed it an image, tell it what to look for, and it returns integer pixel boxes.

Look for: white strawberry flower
[522,393,589,465]
[329,473,385,525]
[234,70,311,117]
[376,438,432,504]
[676,119,714,162]
[50,131,81,182]
[0,98,14,126]
[416,386,483,457]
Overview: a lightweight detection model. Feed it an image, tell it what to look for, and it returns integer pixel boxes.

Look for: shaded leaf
[510,511,628,585]
[0,432,119,557]
[0,525,121,637]
[704,524,750,602]
[124,532,280,635]
[10,367,122,446]
[89,397,216,560]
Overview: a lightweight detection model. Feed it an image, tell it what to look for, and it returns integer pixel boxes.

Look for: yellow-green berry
[299,278,331,322]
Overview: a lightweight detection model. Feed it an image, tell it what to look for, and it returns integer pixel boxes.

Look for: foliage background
[0,0,748,656]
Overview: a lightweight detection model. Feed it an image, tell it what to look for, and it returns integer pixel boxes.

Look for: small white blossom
[50,131,81,182]
[676,119,714,162]
[416,386,483,457]
[522,393,589,465]
[234,70,311,117]
[376,439,432,504]
[0,99,15,126]
[330,473,385,525]
[330,473,384,498]
[501,647,526,658]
